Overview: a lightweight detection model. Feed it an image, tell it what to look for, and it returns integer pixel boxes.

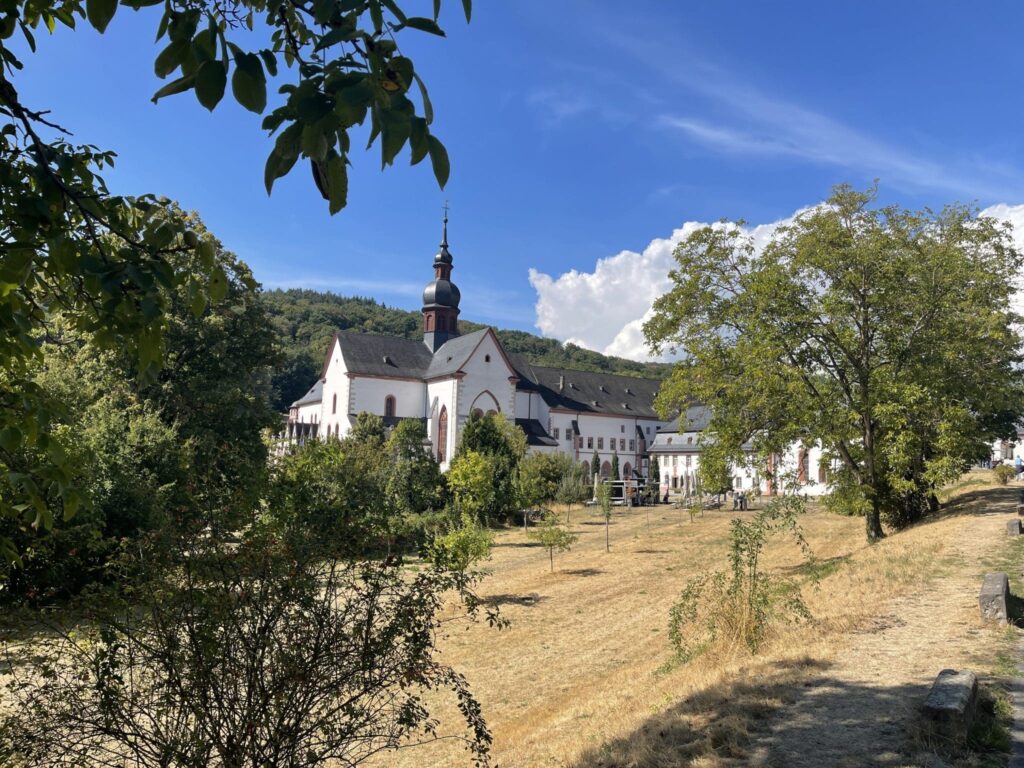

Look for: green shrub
[993,464,1016,485]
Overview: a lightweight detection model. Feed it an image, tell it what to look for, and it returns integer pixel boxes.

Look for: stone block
[1008,519,1022,536]
[979,572,1010,624]
[1017,503,1024,516]
[921,669,978,745]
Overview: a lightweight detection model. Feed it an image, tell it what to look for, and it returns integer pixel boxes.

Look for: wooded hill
[263,289,671,412]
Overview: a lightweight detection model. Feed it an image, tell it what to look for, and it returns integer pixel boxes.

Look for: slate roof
[424,329,490,379]
[291,379,323,407]
[515,418,559,447]
[332,331,433,378]
[522,364,665,419]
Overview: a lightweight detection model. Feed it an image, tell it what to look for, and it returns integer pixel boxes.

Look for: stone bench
[921,669,978,745]
[1008,519,1022,536]
[979,572,1010,624]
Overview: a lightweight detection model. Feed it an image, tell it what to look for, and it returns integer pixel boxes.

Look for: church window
[687,436,693,444]
[587,437,593,449]
[472,408,483,418]
[485,409,497,417]
[798,448,809,483]
[426,315,434,332]
[384,395,396,418]
[553,427,560,439]
[597,437,604,450]
[818,460,829,484]
[332,394,337,414]
[437,407,448,463]
[620,439,626,451]
[600,461,612,478]
[623,462,631,478]
[485,354,491,362]
[629,439,635,451]
[620,425,625,433]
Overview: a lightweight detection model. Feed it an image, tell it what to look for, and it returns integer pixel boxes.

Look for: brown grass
[380,473,1022,767]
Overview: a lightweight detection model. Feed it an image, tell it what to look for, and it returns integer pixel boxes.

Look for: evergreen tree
[591,450,600,479]
[611,451,620,481]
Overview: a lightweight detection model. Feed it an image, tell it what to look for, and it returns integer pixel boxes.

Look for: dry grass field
[383,473,1023,768]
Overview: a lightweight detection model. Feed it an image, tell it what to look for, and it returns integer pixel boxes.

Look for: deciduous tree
[646,185,1023,542]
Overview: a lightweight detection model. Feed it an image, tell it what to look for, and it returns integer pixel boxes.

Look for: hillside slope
[262,289,671,411]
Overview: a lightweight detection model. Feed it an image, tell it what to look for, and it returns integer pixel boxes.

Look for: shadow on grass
[484,593,544,608]
[568,657,1009,768]
[492,541,543,549]
[562,568,604,578]
[634,549,672,555]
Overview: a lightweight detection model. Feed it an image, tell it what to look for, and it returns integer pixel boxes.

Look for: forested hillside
[263,289,671,411]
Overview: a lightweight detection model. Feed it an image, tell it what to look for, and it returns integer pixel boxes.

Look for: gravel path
[750,488,1017,767]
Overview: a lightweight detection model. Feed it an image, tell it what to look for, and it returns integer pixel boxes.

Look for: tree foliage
[527,511,577,573]
[646,185,1024,542]
[454,413,525,523]
[0,0,470,560]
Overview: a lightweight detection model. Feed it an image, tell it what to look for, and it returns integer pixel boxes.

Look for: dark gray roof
[422,278,461,309]
[425,329,490,379]
[660,405,713,433]
[291,379,323,407]
[333,331,433,378]
[517,364,666,419]
[515,418,559,447]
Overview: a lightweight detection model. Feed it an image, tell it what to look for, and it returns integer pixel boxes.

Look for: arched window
[818,460,828,484]
[600,461,612,478]
[798,448,809,483]
[472,408,484,419]
[437,406,448,463]
[484,354,491,362]
[438,315,446,332]
[384,395,396,418]
[623,462,632,478]
[425,314,434,332]
[332,393,337,414]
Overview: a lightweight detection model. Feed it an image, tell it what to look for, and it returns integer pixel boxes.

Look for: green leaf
[209,265,229,302]
[154,37,189,77]
[259,49,278,77]
[326,154,348,215]
[462,0,472,22]
[379,108,410,167]
[231,53,266,113]
[402,17,445,36]
[301,124,329,162]
[190,289,207,318]
[413,72,433,124]
[427,135,449,188]
[409,116,428,165]
[85,0,117,32]
[195,60,226,111]
[152,74,195,102]
[264,148,299,194]
[0,427,20,453]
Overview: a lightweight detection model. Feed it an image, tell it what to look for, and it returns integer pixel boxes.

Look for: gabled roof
[332,331,433,378]
[524,365,665,419]
[291,379,323,407]
[424,328,490,379]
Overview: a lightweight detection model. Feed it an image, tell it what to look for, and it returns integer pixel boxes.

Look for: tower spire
[441,200,449,251]
[422,203,460,352]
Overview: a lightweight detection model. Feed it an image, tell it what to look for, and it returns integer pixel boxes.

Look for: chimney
[558,375,564,392]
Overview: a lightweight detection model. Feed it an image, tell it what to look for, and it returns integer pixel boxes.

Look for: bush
[994,464,1016,485]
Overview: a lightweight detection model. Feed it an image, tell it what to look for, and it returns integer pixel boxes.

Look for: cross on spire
[441,200,449,247]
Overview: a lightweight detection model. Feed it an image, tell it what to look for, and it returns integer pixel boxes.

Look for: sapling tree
[596,481,612,553]
[668,495,812,662]
[591,450,600,480]
[527,512,578,573]
[555,463,590,525]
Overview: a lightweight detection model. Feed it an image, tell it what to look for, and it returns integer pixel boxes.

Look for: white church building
[285,221,675,472]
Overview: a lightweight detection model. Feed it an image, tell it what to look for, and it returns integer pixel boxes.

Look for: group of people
[731,491,750,511]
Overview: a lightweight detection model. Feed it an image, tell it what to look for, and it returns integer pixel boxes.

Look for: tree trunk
[549,548,553,572]
[865,497,884,543]
[605,517,610,552]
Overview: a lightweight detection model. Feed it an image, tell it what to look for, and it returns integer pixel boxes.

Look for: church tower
[422,212,461,352]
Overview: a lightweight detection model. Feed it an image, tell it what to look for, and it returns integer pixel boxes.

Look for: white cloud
[531,202,1024,362]
[529,212,799,362]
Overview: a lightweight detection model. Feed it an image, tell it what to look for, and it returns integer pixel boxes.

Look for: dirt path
[749,488,1019,767]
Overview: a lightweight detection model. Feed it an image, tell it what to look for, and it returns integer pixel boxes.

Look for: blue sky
[14,1,1024,353]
